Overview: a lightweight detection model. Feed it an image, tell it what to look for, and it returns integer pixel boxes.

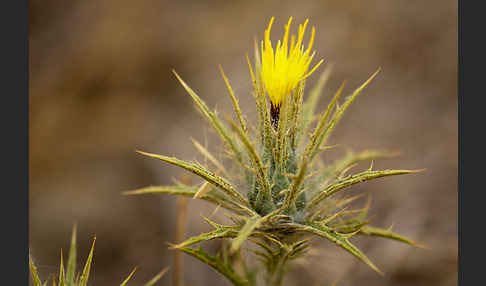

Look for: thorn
[210,204,222,217]
[167,242,179,250]
[368,160,374,171]
[193,181,211,199]
[320,144,340,151]
[339,163,358,179]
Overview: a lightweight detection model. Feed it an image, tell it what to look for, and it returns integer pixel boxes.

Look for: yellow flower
[261,17,323,107]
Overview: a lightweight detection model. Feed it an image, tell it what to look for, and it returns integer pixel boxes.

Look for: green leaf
[304,81,345,162]
[79,237,96,286]
[249,41,273,155]
[331,218,371,234]
[59,249,65,286]
[308,168,423,210]
[358,225,426,248]
[179,247,249,286]
[172,70,243,163]
[172,225,238,249]
[66,225,77,285]
[220,65,248,133]
[281,155,308,213]
[310,69,381,161]
[276,90,291,169]
[230,215,263,253]
[295,222,383,275]
[228,119,274,213]
[135,150,250,209]
[191,138,229,177]
[299,65,333,144]
[288,80,305,150]
[143,267,169,286]
[287,239,312,259]
[312,149,400,186]
[123,185,249,215]
[29,254,43,286]
[253,240,275,258]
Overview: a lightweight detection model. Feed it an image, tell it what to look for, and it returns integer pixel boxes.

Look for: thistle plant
[29,226,168,286]
[126,17,424,286]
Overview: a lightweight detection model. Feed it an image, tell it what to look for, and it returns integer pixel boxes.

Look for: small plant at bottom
[125,16,425,286]
[29,225,168,286]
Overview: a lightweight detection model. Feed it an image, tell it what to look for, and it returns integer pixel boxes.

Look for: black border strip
[459,0,485,284]
[1,0,29,284]
[458,0,462,284]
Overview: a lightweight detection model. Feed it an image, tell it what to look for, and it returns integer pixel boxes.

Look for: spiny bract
[126,16,424,286]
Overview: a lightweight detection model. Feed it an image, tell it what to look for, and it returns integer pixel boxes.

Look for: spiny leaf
[276,91,291,169]
[247,54,267,149]
[281,155,307,213]
[194,181,212,199]
[29,254,43,286]
[123,185,248,215]
[289,81,305,149]
[356,195,373,222]
[228,119,274,212]
[246,53,258,93]
[308,168,424,210]
[307,81,345,161]
[179,247,249,286]
[331,217,371,234]
[171,225,238,249]
[79,237,96,286]
[299,65,333,144]
[120,267,137,286]
[295,222,383,275]
[59,249,65,286]
[75,273,80,285]
[253,250,272,264]
[358,225,426,248]
[136,150,249,207]
[220,65,248,133]
[288,239,312,259]
[66,224,77,285]
[203,216,230,229]
[173,70,243,163]
[191,138,229,177]
[253,240,275,257]
[311,69,381,160]
[262,242,296,286]
[313,149,400,185]
[252,39,274,154]
[143,267,169,286]
[231,215,263,253]
[253,37,262,76]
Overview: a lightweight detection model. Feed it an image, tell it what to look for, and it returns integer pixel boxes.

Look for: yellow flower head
[261,17,323,107]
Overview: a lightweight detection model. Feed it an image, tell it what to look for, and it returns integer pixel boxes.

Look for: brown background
[29,0,457,285]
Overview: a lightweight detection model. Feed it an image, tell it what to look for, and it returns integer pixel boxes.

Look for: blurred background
[29,0,457,285]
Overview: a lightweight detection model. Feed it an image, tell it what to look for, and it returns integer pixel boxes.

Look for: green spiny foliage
[29,225,168,286]
[125,30,424,286]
